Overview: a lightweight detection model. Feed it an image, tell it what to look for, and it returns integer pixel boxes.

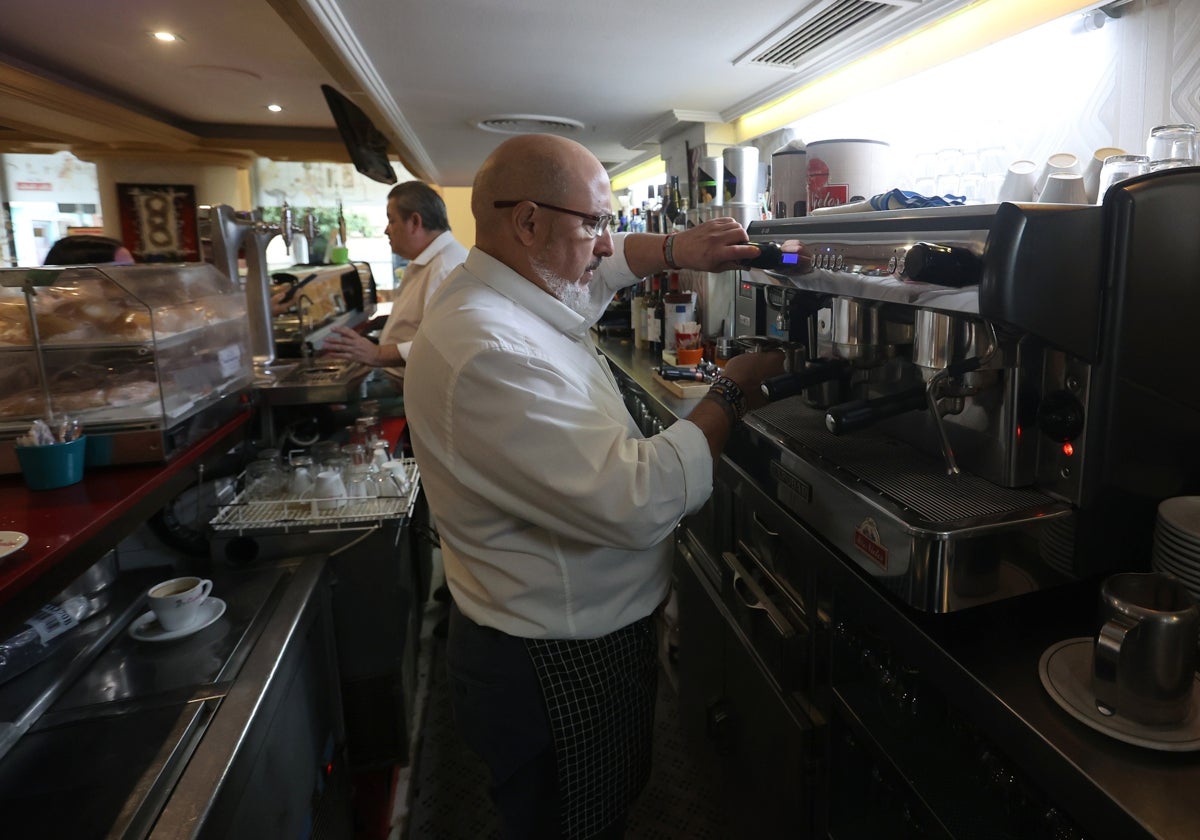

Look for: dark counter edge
[0,409,254,640]
[596,332,1196,840]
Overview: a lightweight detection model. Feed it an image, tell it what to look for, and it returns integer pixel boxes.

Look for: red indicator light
[324,761,334,777]
[1016,425,1022,439]
[1062,442,1074,457]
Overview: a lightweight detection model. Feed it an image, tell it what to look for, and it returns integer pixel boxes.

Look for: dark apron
[524,616,658,839]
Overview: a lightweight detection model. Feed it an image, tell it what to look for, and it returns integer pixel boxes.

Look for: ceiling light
[267,104,283,113]
[151,31,181,42]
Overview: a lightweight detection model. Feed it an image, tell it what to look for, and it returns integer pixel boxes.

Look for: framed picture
[116,183,200,262]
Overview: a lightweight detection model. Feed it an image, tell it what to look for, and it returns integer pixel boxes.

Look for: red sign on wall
[15,181,52,191]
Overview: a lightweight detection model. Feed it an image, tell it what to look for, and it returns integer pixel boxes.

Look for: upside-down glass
[1095,154,1150,204]
[1146,124,1197,166]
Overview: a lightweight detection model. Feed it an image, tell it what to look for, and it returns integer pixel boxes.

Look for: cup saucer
[128,597,227,642]
[0,531,29,560]
[1039,637,1200,751]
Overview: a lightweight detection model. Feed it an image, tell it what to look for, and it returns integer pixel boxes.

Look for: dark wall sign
[116,183,199,262]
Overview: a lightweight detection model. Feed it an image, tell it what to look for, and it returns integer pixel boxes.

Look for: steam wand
[925,322,999,476]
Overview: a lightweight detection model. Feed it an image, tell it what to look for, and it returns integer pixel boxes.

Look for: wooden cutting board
[652,372,710,398]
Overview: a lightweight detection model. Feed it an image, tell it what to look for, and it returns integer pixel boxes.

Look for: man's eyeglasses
[494,200,614,238]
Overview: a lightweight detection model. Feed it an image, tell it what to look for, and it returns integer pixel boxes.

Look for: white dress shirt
[377,229,468,381]
[405,237,713,639]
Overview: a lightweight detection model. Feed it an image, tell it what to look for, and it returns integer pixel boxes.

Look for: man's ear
[511,202,539,246]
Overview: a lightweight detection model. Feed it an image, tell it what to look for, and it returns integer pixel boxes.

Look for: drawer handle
[751,510,779,538]
[722,551,796,640]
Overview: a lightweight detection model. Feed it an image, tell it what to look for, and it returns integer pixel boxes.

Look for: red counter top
[0,410,253,630]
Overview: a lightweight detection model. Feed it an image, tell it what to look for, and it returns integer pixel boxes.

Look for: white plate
[1158,497,1200,540]
[128,597,226,642]
[0,531,29,559]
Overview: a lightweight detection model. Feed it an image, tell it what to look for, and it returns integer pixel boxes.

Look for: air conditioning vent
[737,0,916,71]
[474,114,585,135]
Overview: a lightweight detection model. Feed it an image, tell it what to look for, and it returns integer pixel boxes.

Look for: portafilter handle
[824,385,928,435]
[761,359,848,402]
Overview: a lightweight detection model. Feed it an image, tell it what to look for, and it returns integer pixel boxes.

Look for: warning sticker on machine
[853,518,888,570]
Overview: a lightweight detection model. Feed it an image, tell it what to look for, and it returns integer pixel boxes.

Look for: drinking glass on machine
[1095,154,1149,203]
[1147,123,1197,167]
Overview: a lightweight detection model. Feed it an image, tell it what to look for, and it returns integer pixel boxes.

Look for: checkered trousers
[524,615,658,840]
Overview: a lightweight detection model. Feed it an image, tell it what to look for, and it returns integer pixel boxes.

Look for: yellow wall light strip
[610,156,665,193]
[735,0,1100,142]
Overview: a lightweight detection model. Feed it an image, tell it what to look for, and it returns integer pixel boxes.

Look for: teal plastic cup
[14,436,87,490]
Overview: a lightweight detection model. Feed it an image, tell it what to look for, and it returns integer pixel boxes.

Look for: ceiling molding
[71,144,260,168]
[273,0,440,184]
[0,61,199,150]
[622,110,726,150]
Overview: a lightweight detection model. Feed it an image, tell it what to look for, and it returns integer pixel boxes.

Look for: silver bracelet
[663,233,681,270]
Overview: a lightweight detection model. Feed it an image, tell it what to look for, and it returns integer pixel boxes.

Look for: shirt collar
[463,248,591,337]
[410,230,459,267]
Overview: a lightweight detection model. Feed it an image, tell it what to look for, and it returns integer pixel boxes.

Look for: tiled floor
[401,602,727,840]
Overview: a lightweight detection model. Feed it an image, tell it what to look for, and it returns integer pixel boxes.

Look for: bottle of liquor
[631,278,646,349]
[669,176,687,232]
[646,274,664,359]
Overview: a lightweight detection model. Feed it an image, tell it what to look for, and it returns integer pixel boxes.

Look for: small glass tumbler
[1095,154,1150,203]
[1150,158,1194,172]
[1147,124,1197,165]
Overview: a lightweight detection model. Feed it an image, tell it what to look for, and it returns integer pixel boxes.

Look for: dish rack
[209,458,421,535]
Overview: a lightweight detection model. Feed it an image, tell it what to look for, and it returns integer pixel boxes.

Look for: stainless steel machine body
[737,168,1200,610]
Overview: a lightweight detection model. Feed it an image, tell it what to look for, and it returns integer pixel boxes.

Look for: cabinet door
[676,540,818,838]
[675,541,726,775]
[722,625,815,839]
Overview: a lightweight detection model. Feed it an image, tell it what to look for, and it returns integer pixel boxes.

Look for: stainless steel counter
[0,555,351,839]
[593,335,703,424]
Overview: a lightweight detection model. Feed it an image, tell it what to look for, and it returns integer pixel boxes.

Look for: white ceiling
[0,0,973,187]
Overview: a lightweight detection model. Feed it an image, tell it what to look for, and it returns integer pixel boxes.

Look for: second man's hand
[322,325,383,366]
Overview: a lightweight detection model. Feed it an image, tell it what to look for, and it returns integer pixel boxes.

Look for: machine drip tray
[747,397,1066,532]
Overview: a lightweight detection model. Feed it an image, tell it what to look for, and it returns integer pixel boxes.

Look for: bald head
[473,135,608,236]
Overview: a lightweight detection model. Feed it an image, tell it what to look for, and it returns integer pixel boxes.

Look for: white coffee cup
[1033,153,1081,201]
[996,159,1037,202]
[313,469,347,511]
[1083,146,1126,204]
[148,576,213,631]
[1037,173,1088,204]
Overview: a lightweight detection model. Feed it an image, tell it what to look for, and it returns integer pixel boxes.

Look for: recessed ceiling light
[151,31,182,42]
[267,104,283,113]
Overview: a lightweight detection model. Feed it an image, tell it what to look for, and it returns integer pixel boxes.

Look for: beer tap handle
[280,202,294,254]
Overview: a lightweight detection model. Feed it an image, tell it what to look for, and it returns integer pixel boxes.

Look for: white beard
[530,256,600,320]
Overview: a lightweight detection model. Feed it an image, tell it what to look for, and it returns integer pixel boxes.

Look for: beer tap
[275,201,319,265]
[202,204,282,367]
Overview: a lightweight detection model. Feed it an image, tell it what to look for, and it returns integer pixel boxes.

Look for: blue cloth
[868,189,967,210]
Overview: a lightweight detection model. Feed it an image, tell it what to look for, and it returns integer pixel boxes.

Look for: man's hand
[670,218,761,272]
[322,325,382,366]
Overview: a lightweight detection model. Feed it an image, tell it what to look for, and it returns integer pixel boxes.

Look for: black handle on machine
[277,272,318,305]
[761,360,848,402]
[739,240,784,269]
[824,384,929,435]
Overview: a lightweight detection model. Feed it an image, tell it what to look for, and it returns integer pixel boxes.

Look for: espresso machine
[731,167,1200,611]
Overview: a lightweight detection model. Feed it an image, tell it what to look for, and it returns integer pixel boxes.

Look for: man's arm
[621,217,760,278]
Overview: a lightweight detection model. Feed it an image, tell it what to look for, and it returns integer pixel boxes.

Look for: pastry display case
[0,262,254,473]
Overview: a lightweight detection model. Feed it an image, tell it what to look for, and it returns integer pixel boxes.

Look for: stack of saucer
[1153,497,1200,602]
[1037,515,1077,578]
